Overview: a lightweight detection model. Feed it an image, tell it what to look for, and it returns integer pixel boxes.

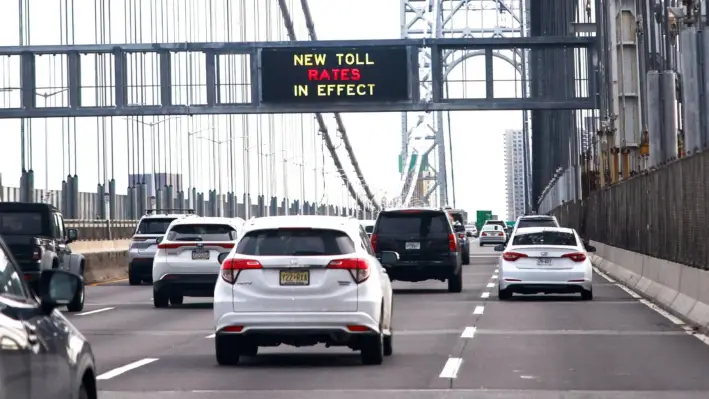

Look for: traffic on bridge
[1,0,709,398]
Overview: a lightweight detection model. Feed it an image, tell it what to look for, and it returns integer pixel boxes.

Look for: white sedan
[213,215,394,366]
[494,227,595,300]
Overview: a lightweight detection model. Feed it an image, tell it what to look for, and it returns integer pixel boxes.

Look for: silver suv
[128,209,197,285]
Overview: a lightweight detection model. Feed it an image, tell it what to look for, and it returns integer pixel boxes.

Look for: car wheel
[498,287,512,300]
[78,382,90,399]
[215,335,242,366]
[448,269,463,293]
[128,271,141,286]
[153,288,169,308]
[66,281,85,312]
[581,289,593,300]
[169,294,184,305]
[361,331,384,365]
[463,251,470,265]
[479,242,483,247]
[383,304,393,356]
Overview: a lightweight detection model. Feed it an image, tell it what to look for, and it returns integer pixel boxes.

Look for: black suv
[0,203,84,311]
[371,208,463,293]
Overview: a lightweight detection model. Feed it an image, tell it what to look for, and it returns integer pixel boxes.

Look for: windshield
[512,231,578,246]
[235,228,356,256]
[517,219,558,229]
[136,218,178,235]
[166,224,237,242]
[0,212,44,235]
[376,211,449,236]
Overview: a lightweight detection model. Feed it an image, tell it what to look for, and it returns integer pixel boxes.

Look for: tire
[498,287,512,300]
[153,287,169,308]
[169,294,184,305]
[447,269,463,293]
[479,242,483,247]
[215,335,242,366]
[128,270,141,286]
[361,332,384,365]
[463,251,470,265]
[581,289,593,300]
[383,304,393,356]
[66,280,85,312]
[78,382,90,399]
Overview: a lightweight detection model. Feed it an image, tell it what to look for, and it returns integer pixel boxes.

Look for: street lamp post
[36,88,69,196]
[123,116,180,197]
[195,136,239,217]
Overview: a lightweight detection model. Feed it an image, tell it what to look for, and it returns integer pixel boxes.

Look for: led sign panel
[260,46,410,104]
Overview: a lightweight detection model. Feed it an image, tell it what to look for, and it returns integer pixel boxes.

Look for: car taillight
[31,246,42,261]
[562,252,586,262]
[497,232,504,236]
[327,258,370,283]
[448,234,457,251]
[481,232,487,236]
[220,258,262,284]
[457,233,465,239]
[370,234,377,252]
[502,251,528,261]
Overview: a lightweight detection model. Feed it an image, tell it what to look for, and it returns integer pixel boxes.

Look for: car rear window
[375,211,450,236]
[166,224,237,242]
[364,225,374,233]
[482,224,503,231]
[512,231,577,246]
[136,218,177,235]
[0,212,44,235]
[235,228,356,256]
[517,219,557,229]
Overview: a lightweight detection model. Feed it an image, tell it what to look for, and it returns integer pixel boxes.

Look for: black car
[0,234,97,399]
[370,208,463,293]
[0,203,84,312]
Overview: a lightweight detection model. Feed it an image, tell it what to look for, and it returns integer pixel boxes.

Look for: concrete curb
[590,241,709,333]
[82,250,129,284]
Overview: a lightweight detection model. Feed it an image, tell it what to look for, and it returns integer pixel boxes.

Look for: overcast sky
[0,0,525,218]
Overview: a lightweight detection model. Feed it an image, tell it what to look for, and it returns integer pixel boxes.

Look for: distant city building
[504,129,527,220]
[128,173,184,197]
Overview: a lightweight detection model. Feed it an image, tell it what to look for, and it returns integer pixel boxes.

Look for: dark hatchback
[371,208,462,293]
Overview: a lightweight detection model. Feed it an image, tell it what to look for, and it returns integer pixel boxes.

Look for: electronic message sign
[260,46,410,104]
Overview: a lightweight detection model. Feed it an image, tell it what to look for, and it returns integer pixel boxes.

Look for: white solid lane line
[96,358,159,380]
[461,327,476,338]
[481,292,490,298]
[76,307,114,316]
[439,358,464,378]
[473,306,484,315]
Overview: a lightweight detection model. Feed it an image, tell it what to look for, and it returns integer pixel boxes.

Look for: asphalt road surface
[68,240,709,399]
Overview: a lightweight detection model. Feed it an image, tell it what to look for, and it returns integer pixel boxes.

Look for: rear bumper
[129,258,154,279]
[215,311,380,336]
[382,258,458,281]
[479,237,505,244]
[500,269,592,292]
[154,273,218,296]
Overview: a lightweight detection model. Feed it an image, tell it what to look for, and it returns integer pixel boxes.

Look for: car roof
[169,216,244,227]
[243,215,359,232]
[360,219,376,225]
[517,215,556,220]
[484,219,506,223]
[380,207,444,214]
[140,213,195,220]
[513,227,575,234]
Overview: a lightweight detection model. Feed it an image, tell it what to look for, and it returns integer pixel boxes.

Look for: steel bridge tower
[399,0,527,208]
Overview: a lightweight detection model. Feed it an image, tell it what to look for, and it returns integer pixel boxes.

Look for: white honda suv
[213,215,394,366]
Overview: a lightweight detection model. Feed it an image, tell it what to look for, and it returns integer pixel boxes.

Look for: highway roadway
[65,240,709,399]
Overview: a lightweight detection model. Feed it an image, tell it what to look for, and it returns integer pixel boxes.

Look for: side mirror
[380,251,399,265]
[66,228,78,243]
[156,237,164,244]
[38,269,82,313]
[585,245,596,253]
[493,244,505,251]
[217,253,229,264]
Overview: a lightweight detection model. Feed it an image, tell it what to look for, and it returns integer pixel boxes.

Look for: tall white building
[504,129,527,220]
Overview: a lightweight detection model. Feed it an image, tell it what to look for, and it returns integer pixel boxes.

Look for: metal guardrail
[65,220,137,241]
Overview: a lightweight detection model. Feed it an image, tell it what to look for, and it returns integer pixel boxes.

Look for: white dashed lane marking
[96,358,159,380]
[76,307,115,316]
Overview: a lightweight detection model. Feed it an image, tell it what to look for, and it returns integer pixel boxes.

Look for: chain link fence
[550,150,709,271]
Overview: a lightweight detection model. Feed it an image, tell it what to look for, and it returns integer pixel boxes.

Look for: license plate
[280,270,310,286]
[191,250,210,260]
[405,241,421,250]
[537,258,552,266]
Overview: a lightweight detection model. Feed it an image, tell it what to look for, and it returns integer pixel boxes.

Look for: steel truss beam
[0,37,596,119]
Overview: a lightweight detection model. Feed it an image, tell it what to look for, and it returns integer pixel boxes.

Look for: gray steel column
[680,27,701,154]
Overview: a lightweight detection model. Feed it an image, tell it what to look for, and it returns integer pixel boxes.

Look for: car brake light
[31,246,42,261]
[562,252,586,262]
[370,233,377,252]
[220,258,262,284]
[327,258,370,283]
[457,233,465,239]
[502,251,528,261]
[448,234,457,251]
[481,232,487,236]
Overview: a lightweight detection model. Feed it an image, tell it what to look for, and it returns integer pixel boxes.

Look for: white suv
[213,215,394,366]
[152,216,245,307]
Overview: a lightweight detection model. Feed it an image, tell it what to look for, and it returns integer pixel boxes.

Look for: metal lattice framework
[398,0,528,208]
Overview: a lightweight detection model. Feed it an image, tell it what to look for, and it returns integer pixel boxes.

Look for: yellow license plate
[279,270,310,286]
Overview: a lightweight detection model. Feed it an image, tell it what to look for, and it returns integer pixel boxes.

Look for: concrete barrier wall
[70,240,130,284]
[591,240,709,332]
